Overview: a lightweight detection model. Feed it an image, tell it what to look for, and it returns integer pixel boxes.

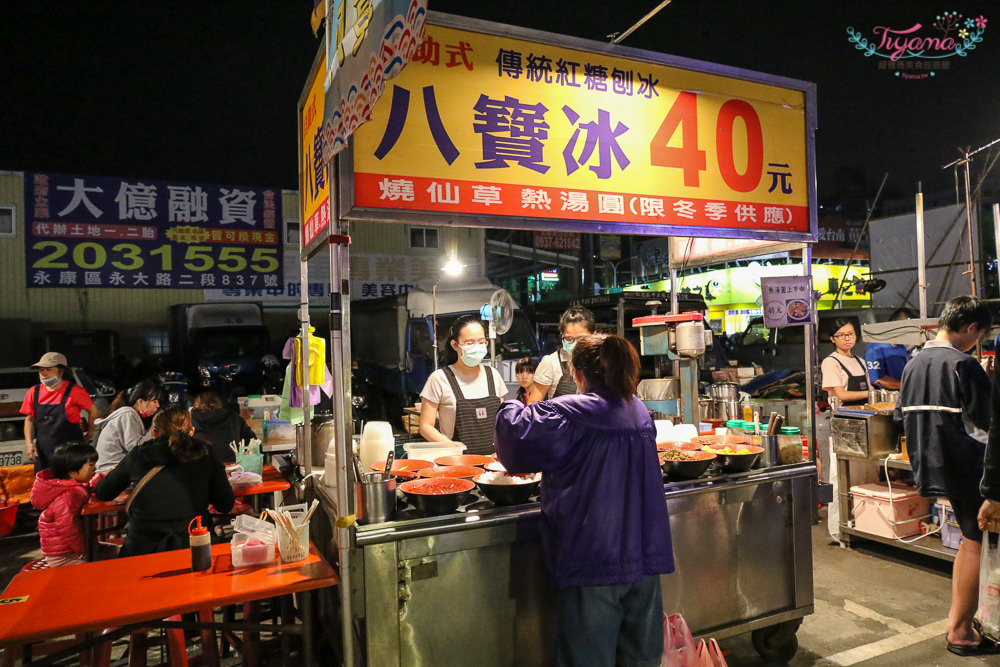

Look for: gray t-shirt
[95,406,152,473]
[420,365,508,439]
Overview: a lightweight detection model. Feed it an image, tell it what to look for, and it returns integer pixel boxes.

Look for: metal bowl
[659,450,717,480]
[700,445,763,473]
[473,474,541,506]
[399,478,475,516]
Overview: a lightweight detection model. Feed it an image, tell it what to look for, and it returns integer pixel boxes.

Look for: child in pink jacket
[30,442,98,567]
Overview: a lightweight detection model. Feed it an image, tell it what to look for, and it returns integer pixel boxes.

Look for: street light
[595,256,633,289]
[433,258,464,370]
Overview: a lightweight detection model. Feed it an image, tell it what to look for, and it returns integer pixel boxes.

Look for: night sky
[3,1,999,207]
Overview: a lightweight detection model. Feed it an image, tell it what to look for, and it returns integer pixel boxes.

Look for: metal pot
[637,378,679,401]
[698,398,713,421]
[714,400,741,421]
[709,383,740,401]
[311,413,337,469]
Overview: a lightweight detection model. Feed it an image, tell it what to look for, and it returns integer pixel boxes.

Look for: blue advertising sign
[24,172,283,290]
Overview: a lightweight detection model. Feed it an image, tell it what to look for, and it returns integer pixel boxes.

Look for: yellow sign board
[300,47,330,255]
[346,16,814,239]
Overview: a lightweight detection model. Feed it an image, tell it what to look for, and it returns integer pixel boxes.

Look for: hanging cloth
[293,326,327,387]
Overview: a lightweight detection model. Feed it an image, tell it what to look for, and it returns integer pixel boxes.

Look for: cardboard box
[851,483,929,539]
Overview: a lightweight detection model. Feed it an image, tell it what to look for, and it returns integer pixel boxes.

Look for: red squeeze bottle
[188,516,212,572]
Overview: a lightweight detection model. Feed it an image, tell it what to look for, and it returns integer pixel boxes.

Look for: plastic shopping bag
[694,638,729,667]
[978,532,1000,638]
[661,613,697,667]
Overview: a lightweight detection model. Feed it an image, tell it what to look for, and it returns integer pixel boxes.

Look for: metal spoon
[383,450,395,481]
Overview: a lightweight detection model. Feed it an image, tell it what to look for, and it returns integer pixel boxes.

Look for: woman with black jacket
[95,405,235,556]
[191,391,257,463]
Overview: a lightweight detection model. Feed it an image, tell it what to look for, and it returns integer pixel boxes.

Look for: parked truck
[168,303,273,398]
[350,282,539,424]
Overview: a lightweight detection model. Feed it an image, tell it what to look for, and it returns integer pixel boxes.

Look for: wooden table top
[0,541,337,647]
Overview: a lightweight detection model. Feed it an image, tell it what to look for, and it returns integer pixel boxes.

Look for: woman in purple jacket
[495,334,673,667]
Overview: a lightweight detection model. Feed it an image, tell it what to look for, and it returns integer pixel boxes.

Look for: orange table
[81,465,292,561]
[0,542,337,665]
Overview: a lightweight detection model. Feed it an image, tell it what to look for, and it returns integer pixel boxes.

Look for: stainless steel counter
[316,463,817,665]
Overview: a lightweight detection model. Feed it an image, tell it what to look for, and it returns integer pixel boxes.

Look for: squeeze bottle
[188,516,212,572]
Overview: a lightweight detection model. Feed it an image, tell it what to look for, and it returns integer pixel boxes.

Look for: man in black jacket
[897,296,994,656]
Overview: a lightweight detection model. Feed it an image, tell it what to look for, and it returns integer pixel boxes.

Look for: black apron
[443,366,502,456]
[828,355,869,406]
[551,351,579,399]
[32,380,84,471]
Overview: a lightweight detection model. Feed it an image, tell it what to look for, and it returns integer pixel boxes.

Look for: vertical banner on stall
[760,276,813,327]
[300,45,331,259]
[341,14,817,241]
[24,172,282,290]
[322,0,428,159]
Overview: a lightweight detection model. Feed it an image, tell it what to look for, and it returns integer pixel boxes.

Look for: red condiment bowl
[433,454,494,467]
[370,458,433,473]
[399,477,475,516]
[418,465,483,479]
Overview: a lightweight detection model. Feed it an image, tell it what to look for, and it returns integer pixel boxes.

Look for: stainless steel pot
[311,413,337,469]
[714,400,741,421]
[698,398,713,421]
[709,382,740,401]
[637,378,679,401]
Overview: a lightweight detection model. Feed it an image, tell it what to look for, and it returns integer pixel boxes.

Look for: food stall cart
[305,9,820,665]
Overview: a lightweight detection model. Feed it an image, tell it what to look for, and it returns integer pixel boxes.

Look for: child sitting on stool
[30,442,98,568]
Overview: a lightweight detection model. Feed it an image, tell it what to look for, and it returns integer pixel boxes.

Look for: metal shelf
[841,526,957,563]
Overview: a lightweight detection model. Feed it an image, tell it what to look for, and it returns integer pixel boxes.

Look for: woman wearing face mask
[418,315,509,455]
[20,352,98,473]
[528,306,596,403]
[95,378,162,475]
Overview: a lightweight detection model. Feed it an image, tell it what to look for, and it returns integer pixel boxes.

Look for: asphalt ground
[0,507,995,665]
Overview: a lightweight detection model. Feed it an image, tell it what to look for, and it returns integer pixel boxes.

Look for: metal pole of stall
[329,210,355,665]
[299,259,313,478]
[802,245,818,465]
[916,187,928,319]
[994,204,1000,295]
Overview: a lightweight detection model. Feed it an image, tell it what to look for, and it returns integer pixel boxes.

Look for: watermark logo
[847,11,987,79]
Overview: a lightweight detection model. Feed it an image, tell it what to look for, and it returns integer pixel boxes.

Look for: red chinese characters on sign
[357,174,806,230]
[533,230,581,251]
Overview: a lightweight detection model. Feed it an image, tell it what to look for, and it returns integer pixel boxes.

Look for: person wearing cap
[20,352,98,472]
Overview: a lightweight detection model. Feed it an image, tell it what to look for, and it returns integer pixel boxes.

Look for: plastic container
[324,452,339,489]
[359,421,395,471]
[778,426,804,465]
[276,521,310,563]
[245,394,281,420]
[671,423,699,443]
[936,499,963,550]
[263,420,296,445]
[232,533,276,567]
[654,420,673,444]
[850,483,929,539]
[402,441,466,461]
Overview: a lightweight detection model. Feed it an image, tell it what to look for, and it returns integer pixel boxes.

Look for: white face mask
[459,343,488,367]
[41,374,60,388]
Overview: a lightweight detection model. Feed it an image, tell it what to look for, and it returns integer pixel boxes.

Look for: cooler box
[850,483,929,539]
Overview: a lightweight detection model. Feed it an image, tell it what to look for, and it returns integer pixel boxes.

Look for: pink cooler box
[850,483,929,539]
